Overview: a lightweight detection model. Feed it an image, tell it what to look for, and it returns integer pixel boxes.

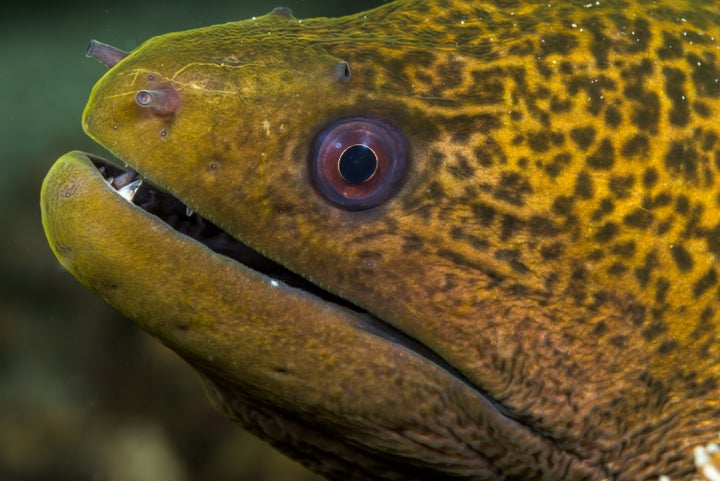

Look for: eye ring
[309,116,408,210]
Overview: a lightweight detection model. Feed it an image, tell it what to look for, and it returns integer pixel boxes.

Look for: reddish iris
[309,116,408,210]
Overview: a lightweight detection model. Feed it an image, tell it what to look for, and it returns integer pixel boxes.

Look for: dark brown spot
[607,262,628,276]
[670,244,694,272]
[541,242,565,260]
[693,268,718,298]
[529,215,560,237]
[657,32,683,60]
[494,249,529,273]
[642,167,659,188]
[472,202,496,225]
[623,208,654,230]
[593,321,608,336]
[665,140,700,182]
[574,171,594,199]
[612,240,636,259]
[543,153,572,178]
[527,131,551,152]
[570,126,596,150]
[608,174,634,198]
[604,105,622,127]
[586,138,615,170]
[635,250,659,288]
[594,222,619,242]
[622,134,649,158]
[591,197,614,221]
[540,33,578,55]
[688,52,720,98]
[655,277,670,304]
[642,320,668,341]
[663,66,690,126]
[500,214,521,241]
[552,195,574,216]
[657,340,679,355]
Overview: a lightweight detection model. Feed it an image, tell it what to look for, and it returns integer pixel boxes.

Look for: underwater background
[0,1,383,479]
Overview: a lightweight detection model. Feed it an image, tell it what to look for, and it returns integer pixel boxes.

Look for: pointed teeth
[111,170,138,189]
[108,169,142,202]
[185,206,194,217]
[117,178,143,202]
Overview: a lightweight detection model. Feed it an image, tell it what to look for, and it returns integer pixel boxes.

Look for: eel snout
[86,39,128,68]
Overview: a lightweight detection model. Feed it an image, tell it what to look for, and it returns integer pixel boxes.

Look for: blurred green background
[0,1,383,479]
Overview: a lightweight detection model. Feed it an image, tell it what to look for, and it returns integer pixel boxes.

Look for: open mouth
[91,155,478,386]
[93,157,360,309]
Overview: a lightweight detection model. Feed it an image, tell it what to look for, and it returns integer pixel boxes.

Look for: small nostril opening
[136,91,153,106]
[135,88,180,116]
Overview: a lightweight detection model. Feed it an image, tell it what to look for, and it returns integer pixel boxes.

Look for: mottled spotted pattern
[329,0,720,335]
[293,1,720,478]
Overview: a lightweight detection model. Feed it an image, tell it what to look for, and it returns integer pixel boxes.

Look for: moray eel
[40,0,720,479]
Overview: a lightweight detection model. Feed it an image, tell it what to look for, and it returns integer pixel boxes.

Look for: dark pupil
[338,144,378,184]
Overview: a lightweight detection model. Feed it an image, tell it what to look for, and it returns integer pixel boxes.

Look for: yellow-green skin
[40,1,720,479]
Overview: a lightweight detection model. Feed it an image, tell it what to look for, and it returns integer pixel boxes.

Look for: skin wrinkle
[40,0,720,480]
[107,69,242,99]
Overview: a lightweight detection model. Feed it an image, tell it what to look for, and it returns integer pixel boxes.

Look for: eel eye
[309,116,408,210]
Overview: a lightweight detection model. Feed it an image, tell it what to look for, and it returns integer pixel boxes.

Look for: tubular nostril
[135,88,180,116]
[86,39,129,68]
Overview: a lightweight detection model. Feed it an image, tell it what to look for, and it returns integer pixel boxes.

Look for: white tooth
[112,170,138,189]
[185,206,194,217]
[117,178,143,202]
[106,176,115,185]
